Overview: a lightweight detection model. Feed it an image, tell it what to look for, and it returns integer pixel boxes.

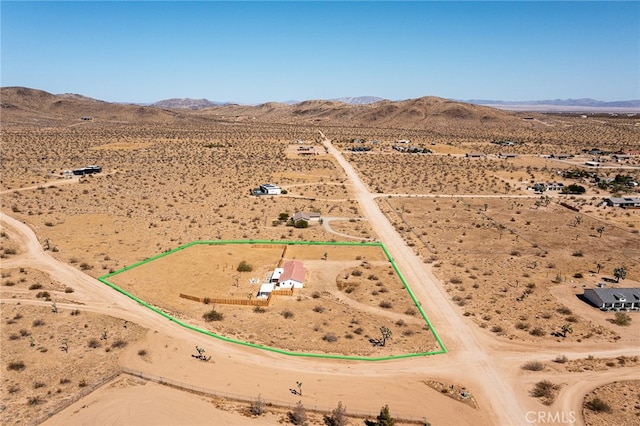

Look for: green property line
[99,240,446,360]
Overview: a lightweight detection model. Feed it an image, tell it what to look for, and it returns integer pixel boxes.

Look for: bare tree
[325,401,348,426]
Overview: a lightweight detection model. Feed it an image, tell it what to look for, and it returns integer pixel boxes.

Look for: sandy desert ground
[1,88,639,425]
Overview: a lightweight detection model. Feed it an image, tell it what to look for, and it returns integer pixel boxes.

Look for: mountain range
[1,87,638,132]
[143,96,639,110]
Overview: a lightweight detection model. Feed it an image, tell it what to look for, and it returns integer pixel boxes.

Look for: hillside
[2,86,528,130]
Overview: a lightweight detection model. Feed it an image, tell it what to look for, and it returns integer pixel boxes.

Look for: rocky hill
[1,86,528,130]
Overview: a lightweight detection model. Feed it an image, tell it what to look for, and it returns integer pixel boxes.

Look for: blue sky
[2,1,638,103]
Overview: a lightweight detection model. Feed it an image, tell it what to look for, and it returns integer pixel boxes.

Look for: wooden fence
[179,293,271,306]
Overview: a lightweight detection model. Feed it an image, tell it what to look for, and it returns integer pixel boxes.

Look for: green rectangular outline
[99,240,447,360]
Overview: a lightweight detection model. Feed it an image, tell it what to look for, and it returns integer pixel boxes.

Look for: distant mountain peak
[329,96,387,105]
[151,98,227,109]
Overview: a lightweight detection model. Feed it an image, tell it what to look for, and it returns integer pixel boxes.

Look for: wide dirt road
[320,132,526,425]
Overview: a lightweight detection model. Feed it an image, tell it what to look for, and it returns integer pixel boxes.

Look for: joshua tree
[596,263,603,274]
[380,326,392,347]
[613,267,627,283]
[573,216,583,227]
[596,226,605,238]
[560,324,573,338]
[51,300,58,314]
[296,381,303,396]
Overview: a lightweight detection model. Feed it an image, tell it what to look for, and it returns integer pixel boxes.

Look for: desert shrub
[491,325,504,333]
[203,308,224,322]
[530,327,545,337]
[573,272,583,279]
[79,262,93,270]
[613,312,631,326]
[572,250,584,257]
[59,378,71,384]
[515,322,530,330]
[585,397,612,413]
[250,394,265,416]
[556,306,572,315]
[322,333,338,342]
[202,297,211,305]
[19,329,30,337]
[236,261,253,272]
[70,309,80,316]
[137,349,148,356]
[313,305,324,313]
[405,308,416,316]
[325,401,348,426]
[28,283,43,290]
[531,380,559,404]
[88,339,101,348]
[311,291,321,299]
[566,315,578,323]
[449,276,463,284]
[4,280,16,286]
[395,319,405,327]
[32,319,45,327]
[289,400,307,425]
[78,379,87,388]
[522,361,545,371]
[8,385,20,394]
[281,309,294,319]
[253,306,266,313]
[35,291,50,299]
[33,381,45,389]
[27,396,42,406]
[553,355,568,364]
[64,287,74,293]
[351,269,363,277]
[111,339,127,349]
[353,327,363,335]
[379,301,392,309]
[7,361,25,371]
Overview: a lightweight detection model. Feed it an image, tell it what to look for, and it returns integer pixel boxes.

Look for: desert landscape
[2,87,640,425]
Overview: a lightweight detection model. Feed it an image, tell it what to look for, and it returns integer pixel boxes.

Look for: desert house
[258,260,306,298]
[292,211,321,223]
[583,288,640,311]
[275,260,306,289]
[72,165,102,176]
[252,183,282,196]
[603,197,640,208]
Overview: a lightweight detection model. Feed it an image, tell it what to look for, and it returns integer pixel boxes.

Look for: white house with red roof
[276,260,306,289]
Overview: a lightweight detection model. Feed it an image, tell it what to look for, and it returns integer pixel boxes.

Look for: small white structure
[270,267,284,282]
[257,283,274,299]
[260,184,281,195]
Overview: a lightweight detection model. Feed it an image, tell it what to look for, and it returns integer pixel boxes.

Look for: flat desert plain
[1,89,639,425]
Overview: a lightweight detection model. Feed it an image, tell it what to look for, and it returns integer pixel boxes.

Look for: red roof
[278,260,306,284]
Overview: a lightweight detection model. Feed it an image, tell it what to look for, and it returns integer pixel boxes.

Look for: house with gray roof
[583,287,640,311]
[603,197,640,208]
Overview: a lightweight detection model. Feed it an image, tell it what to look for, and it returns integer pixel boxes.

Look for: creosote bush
[585,397,612,413]
[203,307,224,322]
[521,361,544,371]
[236,260,253,272]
